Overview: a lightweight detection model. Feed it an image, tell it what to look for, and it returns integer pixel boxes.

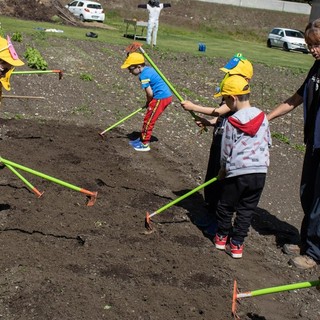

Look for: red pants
[141,96,172,144]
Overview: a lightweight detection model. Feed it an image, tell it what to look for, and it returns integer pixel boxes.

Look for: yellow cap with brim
[220,57,253,79]
[214,75,250,98]
[121,52,145,69]
[0,36,24,67]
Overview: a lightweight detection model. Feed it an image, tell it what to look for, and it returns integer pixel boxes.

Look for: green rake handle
[99,107,144,136]
[149,176,218,218]
[12,70,62,75]
[0,157,97,205]
[232,278,320,318]
[237,279,320,298]
[138,46,207,131]
[5,163,43,198]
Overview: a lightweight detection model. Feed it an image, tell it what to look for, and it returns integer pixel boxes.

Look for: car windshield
[285,30,304,38]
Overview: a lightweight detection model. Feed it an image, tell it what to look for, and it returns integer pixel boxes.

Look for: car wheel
[267,39,272,48]
[283,43,289,51]
[80,14,85,22]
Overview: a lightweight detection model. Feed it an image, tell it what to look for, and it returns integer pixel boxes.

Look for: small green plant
[293,144,306,152]
[11,32,22,42]
[24,46,48,70]
[80,73,93,81]
[72,104,93,116]
[271,132,290,144]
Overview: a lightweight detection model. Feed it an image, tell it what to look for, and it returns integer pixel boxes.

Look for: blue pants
[300,146,320,261]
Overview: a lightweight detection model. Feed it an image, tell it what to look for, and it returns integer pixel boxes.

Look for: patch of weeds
[272,132,306,152]
[72,104,93,116]
[272,132,290,144]
[80,73,93,81]
[14,114,25,120]
[293,144,306,152]
[24,46,48,70]
[12,32,22,42]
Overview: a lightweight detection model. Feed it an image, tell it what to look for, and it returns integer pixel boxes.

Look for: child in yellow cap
[213,75,271,259]
[121,52,172,152]
[0,35,24,92]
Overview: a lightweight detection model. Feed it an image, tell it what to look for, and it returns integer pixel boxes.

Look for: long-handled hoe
[145,176,218,230]
[99,106,145,137]
[4,163,44,198]
[0,157,97,206]
[232,278,320,319]
[126,42,207,133]
[12,69,63,80]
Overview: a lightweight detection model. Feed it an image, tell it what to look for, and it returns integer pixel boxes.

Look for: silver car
[267,27,308,53]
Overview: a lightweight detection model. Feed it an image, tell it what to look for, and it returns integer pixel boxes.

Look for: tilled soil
[0,6,319,320]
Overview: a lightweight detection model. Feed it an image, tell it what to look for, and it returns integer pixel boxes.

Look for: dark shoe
[282,244,300,255]
[289,255,317,270]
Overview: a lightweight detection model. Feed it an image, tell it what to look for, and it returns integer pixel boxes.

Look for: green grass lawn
[0,14,313,72]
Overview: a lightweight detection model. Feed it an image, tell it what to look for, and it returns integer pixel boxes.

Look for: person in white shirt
[138,0,171,46]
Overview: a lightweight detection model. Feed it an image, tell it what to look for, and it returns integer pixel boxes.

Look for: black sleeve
[138,4,147,8]
[163,3,171,8]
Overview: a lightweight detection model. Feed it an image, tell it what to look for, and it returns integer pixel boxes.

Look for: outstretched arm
[181,100,230,117]
[138,4,147,8]
[267,92,303,121]
[163,3,171,8]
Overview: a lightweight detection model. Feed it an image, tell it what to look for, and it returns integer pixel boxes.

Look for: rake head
[145,211,153,230]
[86,191,98,207]
[125,42,143,54]
[58,71,63,80]
[232,280,241,319]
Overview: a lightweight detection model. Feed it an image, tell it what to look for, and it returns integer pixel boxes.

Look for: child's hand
[195,117,212,128]
[181,100,195,111]
[218,167,226,180]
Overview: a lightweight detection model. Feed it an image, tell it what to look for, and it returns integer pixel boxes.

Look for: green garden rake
[0,157,97,206]
[145,176,218,230]
[232,278,320,319]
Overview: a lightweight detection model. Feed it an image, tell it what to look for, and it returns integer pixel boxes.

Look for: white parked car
[65,0,105,23]
[267,27,308,54]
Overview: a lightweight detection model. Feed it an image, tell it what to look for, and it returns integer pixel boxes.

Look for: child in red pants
[121,52,172,152]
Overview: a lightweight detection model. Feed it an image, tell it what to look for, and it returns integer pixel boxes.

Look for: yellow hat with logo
[220,53,253,79]
[214,75,250,98]
[121,52,145,69]
[0,36,24,67]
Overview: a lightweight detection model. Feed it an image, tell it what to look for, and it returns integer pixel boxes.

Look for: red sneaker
[214,234,228,250]
[230,240,244,259]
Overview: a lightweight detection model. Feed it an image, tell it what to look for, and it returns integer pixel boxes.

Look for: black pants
[300,146,320,261]
[204,132,222,214]
[216,173,266,243]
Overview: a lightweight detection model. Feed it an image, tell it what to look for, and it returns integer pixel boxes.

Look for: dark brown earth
[0,1,319,320]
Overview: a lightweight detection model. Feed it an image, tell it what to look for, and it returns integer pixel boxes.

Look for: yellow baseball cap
[121,52,145,69]
[220,53,253,79]
[0,36,24,67]
[214,75,250,98]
